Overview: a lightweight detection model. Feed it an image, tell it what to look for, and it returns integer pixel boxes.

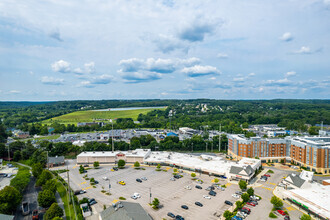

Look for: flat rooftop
[144,152,260,175]
[283,183,330,218]
[77,149,151,158]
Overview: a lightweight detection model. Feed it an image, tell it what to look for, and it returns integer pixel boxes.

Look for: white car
[203,195,211,199]
[131,195,138,200]
[141,177,147,181]
[232,194,240,199]
[184,186,192,190]
[133,193,141,198]
[237,211,247,218]
[250,195,260,201]
[170,177,176,181]
[102,177,108,180]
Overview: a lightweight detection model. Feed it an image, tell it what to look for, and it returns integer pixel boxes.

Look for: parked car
[102,177,108,180]
[181,205,189,210]
[94,180,99,184]
[176,215,184,220]
[236,191,243,195]
[231,216,243,220]
[133,193,140,198]
[7,173,13,178]
[248,200,258,205]
[284,216,290,220]
[167,212,175,218]
[250,195,260,201]
[83,164,89,167]
[131,195,138,200]
[246,202,256,207]
[89,198,97,205]
[209,190,217,196]
[195,201,203,207]
[184,185,192,190]
[264,174,271,177]
[141,177,147,181]
[232,194,240,199]
[241,207,251,213]
[203,195,211,199]
[32,209,39,220]
[225,200,233,206]
[113,167,118,171]
[118,181,126,185]
[220,175,227,179]
[277,210,286,216]
[170,177,176,181]
[136,178,142,183]
[195,185,202,189]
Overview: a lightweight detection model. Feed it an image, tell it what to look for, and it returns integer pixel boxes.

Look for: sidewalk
[55,191,66,220]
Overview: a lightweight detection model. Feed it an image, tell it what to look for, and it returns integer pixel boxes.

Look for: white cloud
[265,78,292,86]
[217,53,228,59]
[120,71,162,83]
[153,34,189,53]
[233,77,245,82]
[51,60,71,73]
[279,32,293,41]
[90,74,113,84]
[79,81,95,88]
[248,73,256,76]
[41,76,64,85]
[29,71,34,75]
[9,90,21,94]
[84,62,95,74]
[181,65,220,77]
[285,71,296,77]
[294,46,311,54]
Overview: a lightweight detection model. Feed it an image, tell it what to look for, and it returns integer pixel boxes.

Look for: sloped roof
[230,165,254,176]
[285,174,306,188]
[100,201,152,220]
[48,156,65,164]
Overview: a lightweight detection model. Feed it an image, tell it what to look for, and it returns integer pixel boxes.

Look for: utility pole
[66,164,72,219]
[110,119,114,152]
[47,151,49,170]
[219,124,221,152]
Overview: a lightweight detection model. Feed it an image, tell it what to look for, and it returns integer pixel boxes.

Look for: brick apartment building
[228,135,330,174]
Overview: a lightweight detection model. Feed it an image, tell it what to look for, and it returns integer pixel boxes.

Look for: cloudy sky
[0,0,329,101]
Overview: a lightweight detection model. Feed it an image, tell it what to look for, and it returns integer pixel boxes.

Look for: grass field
[42,107,165,125]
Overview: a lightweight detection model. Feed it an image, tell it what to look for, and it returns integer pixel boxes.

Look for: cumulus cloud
[279,32,293,41]
[181,65,220,77]
[233,77,245,82]
[118,57,201,82]
[73,62,95,74]
[285,71,296,77]
[178,18,221,42]
[265,78,293,86]
[153,34,189,53]
[90,74,113,84]
[51,60,71,73]
[217,53,228,59]
[49,29,63,42]
[248,73,256,76]
[79,81,95,88]
[8,90,21,94]
[120,71,162,83]
[41,76,64,85]
[294,46,312,54]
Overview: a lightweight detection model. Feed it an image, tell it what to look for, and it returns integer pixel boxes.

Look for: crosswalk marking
[80,181,87,185]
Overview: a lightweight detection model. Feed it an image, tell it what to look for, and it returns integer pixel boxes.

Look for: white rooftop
[299,170,314,182]
[238,158,262,170]
[77,149,151,158]
[144,152,260,175]
[283,183,330,218]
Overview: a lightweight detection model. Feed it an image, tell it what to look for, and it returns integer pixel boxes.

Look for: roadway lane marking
[73,165,77,169]
[268,182,276,185]
[166,167,171,171]
[225,183,232,187]
[81,181,87,185]
[286,206,296,211]
[262,186,272,191]
[83,186,93,190]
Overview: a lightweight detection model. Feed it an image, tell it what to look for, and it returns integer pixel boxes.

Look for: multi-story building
[228,135,330,174]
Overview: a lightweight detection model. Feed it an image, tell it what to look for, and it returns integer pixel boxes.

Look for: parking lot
[0,165,18,190]
[60,160,242,220]
[248,168,303,220]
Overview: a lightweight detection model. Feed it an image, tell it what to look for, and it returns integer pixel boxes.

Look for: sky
[0,0,329,101]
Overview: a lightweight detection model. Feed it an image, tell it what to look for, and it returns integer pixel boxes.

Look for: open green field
[42,107,165,125]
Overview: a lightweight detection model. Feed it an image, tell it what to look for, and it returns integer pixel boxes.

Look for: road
[15,177,41,220]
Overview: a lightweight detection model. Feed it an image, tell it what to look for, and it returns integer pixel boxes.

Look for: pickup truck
[22,201,29,215]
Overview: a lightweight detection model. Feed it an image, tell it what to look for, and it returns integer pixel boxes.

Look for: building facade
[228,135,330,174]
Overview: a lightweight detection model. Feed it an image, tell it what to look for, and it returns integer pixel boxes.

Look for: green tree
[173,168,178,172]
[43,179,57,194]
[235,201,244,209]
[134,161,140,168]
[13,150,21,161]
[300,214,311,220]
[32,163,44,178]
[239,180,247,190]
[223,210,232,220]
[247,187,254,196]
[191,173,196,177]
[270,196,283,208]
[152,198,160,209]
[90,178,95,183]
[79,165,85,174]
[214,178,219,183]
[93,161,100,168]
[36,170,53,186]
[38,190,56,208]
[44,202,64,220]
[308,126,319,135]
[0,186,22,214]
[52,217,64,220]
[117,159,126,168]
[10,167,31,193]
[241,193,250,202]
[156,164,161,169]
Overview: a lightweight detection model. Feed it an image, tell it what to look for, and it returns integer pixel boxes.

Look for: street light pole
[149,187,152,204]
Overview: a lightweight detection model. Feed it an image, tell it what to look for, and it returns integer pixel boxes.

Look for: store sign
[117,153,125,157]
[236,175,242,178]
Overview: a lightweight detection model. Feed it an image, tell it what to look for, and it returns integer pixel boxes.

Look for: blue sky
[0,0,329,101]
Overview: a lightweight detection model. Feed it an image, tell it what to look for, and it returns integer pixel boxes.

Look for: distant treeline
[0,99,329,134]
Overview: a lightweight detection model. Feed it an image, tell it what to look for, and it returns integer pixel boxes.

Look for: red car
[32,210,39,220]
[242,207,251,212]
[264,174,271,177]
[277,210,286,216]
[247,202,256,206]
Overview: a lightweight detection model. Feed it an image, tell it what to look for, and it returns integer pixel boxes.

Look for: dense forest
[0,99,329,137]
